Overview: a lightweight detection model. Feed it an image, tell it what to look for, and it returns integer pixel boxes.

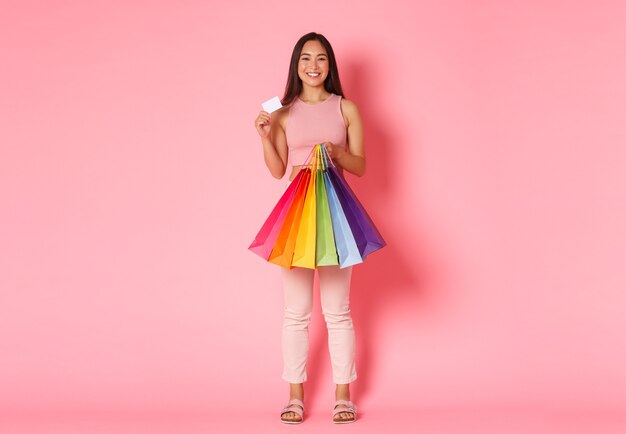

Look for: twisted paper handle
[300,143,337,170]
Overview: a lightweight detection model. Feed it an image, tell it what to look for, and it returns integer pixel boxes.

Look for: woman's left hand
[321,141,346,161]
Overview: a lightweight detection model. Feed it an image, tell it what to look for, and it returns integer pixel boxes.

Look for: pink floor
[3,407,626,434]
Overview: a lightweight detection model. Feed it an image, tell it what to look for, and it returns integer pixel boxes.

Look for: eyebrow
[300,52,327,57]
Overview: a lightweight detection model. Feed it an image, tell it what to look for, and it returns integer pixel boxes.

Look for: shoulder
[339,97,360,115]
[339,97,361,126]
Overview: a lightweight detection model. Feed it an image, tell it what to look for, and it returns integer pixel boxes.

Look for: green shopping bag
[315,164,339,266]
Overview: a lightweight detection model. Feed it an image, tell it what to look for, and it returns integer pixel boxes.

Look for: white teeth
[307,73,320,77]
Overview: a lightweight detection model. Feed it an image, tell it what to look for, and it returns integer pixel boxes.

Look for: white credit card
[261,96,283,113]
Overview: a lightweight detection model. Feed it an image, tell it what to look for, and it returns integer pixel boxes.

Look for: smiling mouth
[306,72,321,78]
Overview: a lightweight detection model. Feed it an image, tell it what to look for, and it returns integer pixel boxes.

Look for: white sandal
[333,399,357,424]
[280,398,304,424]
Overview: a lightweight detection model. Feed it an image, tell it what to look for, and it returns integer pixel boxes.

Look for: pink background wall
[2,0,626,432]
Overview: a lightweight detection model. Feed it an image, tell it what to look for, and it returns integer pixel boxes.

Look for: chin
[309,79,327,86]
[300,75,328,84]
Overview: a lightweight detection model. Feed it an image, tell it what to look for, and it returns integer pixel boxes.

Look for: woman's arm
[259,109,288,179]
[325,99,366,177]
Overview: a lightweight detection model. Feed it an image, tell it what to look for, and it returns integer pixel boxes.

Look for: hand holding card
[256,96,283,140]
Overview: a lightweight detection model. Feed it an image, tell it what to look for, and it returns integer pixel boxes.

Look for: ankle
[289,384,304,400]
[335,384,350,400]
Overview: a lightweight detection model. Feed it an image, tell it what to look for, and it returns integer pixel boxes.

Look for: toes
[334,410,354,421]
[281,400,305,422]
[283,409,301,422]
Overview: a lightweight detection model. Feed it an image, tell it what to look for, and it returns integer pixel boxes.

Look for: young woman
[254,32,366,424]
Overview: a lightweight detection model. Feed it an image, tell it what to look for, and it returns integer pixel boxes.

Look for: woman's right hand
[255,110,271,139]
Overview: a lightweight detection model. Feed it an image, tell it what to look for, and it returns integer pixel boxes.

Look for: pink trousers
[280,265,357,385]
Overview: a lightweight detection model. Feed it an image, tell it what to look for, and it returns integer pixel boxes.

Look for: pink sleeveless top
[285,93,347,169]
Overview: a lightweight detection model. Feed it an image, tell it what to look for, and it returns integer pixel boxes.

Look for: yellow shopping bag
[292,157,318,269]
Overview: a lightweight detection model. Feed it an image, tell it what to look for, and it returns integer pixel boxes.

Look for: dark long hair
[281,32,345,106]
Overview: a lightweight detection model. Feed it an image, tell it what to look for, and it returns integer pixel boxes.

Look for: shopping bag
[250,143,384,269]
[323,170,363,268]
[268,168,311,269]
[248,169,305,260]
[292,163,318,269]
[314,165,339,266]
[326,165,386,259]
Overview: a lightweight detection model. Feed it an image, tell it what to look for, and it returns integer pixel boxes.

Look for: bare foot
[333,383,355,422]
[281,383,304,423]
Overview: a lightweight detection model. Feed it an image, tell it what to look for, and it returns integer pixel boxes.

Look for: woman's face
[297,40,329,87]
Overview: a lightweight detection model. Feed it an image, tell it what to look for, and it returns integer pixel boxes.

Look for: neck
[299,85,330,103]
